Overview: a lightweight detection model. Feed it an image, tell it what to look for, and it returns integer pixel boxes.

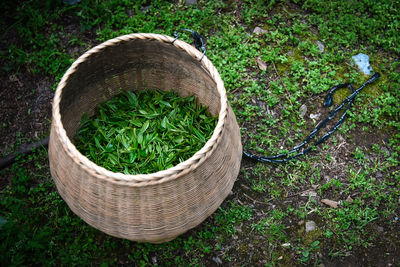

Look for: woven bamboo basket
[49,33,242,243]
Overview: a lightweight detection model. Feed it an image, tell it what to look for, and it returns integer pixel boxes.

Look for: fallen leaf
[256,57,267,71]
[321,199,338,208]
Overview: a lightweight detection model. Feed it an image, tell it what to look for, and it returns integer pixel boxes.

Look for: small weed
[1,0,399,265]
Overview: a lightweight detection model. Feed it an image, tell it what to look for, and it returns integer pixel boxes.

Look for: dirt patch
[0,72,53,154]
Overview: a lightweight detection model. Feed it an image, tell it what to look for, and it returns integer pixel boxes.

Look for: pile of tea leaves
[74,90,217,175]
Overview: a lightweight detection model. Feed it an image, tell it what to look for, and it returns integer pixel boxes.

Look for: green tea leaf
[129,151,137,163]
[75,89,217,175]
[193,128,206,143]
[161,116,168,129]
[141,121,149,133]
[137,132,143,145]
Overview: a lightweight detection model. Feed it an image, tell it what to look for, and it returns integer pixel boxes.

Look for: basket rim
[51,33,229,185]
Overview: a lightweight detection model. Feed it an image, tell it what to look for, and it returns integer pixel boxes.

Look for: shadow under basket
[49,33,242,243]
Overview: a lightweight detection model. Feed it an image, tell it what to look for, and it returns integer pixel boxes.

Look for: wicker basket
[49,33,242,243]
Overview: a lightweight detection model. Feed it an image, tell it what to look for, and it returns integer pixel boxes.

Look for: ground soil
[0,3,399,266]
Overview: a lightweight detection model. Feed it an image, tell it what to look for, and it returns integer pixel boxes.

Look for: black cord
[173,29,206,60]
[243,72,381,163]
[0,136,49,170]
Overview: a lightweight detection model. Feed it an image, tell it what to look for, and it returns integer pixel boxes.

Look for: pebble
[299,104,307,117]
[212,256,223,265]
[253,26,268,34]
[310,113,320,120]
[305,220,317,232]
[151,256,157,265]
[185,0,197,5]
[316,41,325,53]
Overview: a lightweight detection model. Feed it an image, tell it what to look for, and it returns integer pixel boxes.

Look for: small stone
[185,0,197,5]
[277,256,283,260]
[376,226,384,232]
[310,113,320,120]
[212,256,223,265]
[253,26,268,34]
[151,256,157,265]
[305,220,317,232]
[299,104,307,117]
[282,243,291,248]
[316,41,325,53]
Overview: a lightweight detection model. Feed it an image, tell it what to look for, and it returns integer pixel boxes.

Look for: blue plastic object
[352,53,373,75]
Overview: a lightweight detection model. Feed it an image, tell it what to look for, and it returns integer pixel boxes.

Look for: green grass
[1,0,399,265]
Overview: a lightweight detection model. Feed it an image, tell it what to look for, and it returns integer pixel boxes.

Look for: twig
[272,61,292,105]
[230,87,241,94]
[243,193,272,205]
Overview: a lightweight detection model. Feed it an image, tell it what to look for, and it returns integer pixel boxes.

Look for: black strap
[243,72,381,163]
[173,29,206,60]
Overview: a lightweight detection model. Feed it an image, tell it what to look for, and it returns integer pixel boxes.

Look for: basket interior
[59,39,221,140]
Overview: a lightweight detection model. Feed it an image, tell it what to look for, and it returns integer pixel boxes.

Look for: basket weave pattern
[49,33,242,243]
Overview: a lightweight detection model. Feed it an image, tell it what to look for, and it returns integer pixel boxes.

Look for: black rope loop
[173,29,206,61]
[243,72,381,163]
